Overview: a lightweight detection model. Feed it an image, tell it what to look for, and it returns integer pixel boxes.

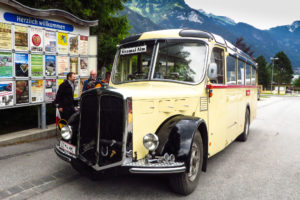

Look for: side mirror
[208,63,217,80]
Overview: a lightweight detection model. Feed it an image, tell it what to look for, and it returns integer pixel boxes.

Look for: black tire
[237,109,250,142]
[168,130,203,195]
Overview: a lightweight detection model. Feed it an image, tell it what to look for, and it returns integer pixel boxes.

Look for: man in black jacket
[55,72,77,121]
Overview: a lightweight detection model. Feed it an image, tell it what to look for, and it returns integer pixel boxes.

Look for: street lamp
[270,57,279,92]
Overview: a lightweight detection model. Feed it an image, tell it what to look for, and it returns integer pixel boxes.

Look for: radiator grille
[98,95,124,166]
[79,91,99,165]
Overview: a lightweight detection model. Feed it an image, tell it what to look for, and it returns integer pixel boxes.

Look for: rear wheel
[168,130,203,195]
[237,109,250,142]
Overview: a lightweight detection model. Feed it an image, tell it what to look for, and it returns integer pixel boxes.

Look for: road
[0,96,300,200]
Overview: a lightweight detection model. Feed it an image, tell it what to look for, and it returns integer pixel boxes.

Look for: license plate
[60,140,76,155]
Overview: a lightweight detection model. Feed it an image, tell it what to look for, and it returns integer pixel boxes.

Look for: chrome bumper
[55,145,186,174]
[123,158,186,174]
[54,145,76,163]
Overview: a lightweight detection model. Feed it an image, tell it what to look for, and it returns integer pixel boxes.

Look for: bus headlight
[143,133,159,151]
[61,125,73,140]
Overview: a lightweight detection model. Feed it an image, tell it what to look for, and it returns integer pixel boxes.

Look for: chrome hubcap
[188,142,200,181]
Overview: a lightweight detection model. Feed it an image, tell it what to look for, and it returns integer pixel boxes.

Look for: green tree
[234,37,254,57]
[256,55,270,89]
[272,51,294,94]
[293,76,300,87]
[17,0,130,70]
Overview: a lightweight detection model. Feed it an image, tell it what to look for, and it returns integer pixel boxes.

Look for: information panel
[14,25,28,51]
[31,80,43,102]
[45,55,56,76]
[31,54,43,76]
[58,32,68,54]
[15,53,29,77]
[30,28,43,52]
[0,81,13,106]
[45,79,56,102]
[16,80,29,104]
[0,23,12,50]
[44,30,56,53]
[0,52,12,77]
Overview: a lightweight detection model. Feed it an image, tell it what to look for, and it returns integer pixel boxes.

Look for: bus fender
[155,115,208,172]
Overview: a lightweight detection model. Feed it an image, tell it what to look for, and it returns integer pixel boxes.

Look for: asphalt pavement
[0,96,300,200]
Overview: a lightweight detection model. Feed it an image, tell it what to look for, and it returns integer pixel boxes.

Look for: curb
[0,124,57,147]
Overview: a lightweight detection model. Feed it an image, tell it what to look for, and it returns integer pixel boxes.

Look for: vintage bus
[55,29,257,195]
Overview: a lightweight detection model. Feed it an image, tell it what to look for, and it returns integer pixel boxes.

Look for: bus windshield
[112,41,154,83]
[153,41,207,83]
[112,40,207,84]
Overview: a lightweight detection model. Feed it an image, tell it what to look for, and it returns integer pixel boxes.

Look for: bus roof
[120,29,257,67]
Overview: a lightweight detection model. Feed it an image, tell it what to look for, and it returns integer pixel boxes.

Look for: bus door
[207,47,227,156]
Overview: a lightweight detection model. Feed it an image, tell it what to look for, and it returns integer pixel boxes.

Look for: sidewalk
[0,124,57,147]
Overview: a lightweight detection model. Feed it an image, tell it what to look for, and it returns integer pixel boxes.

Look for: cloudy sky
[185,0,300,30]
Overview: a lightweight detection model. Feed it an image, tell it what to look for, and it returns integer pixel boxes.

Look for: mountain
[120,7,162,34]
[122,0,300,70]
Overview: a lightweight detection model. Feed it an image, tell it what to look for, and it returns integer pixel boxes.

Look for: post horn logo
[32,34,41,46]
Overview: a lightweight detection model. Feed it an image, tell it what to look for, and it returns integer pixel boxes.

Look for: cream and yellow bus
[55,29,257,195]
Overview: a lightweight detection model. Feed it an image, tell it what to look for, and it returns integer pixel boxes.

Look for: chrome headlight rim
[143,133,159,151]
[61,125,73,140]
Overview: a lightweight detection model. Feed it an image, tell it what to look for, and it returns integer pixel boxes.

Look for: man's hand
[58,108,63,112]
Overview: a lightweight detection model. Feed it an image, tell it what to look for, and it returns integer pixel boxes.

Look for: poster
[80,57,88,76]
[15,53,29,77]
[14,26,28,51]
[74,79,79,98]
[16,80,29,104]
[31,80,43,102]
[31,54,43,76]
[70,57,78,75]
[45,79,56,101]
[58,32,68,54]
[57,56,69,76]
[80,36,88,55]
[44,31,56,53]
[58,79,64,86]
[0,52,12,77]
[45,55,56,76]
[0,81,13,107]
[80,78,87,94]
[30,28,43,52]
[0,23,12,50]
[69,34,78,55]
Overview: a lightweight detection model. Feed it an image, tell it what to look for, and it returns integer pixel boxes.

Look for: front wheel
[237,109,250,142]
[168,130,203,195]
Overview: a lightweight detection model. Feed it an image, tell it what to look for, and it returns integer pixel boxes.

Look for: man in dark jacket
[55,72,77,121]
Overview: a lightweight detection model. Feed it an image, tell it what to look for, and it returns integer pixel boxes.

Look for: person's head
[67,72,76,83]
[90,70,97,80]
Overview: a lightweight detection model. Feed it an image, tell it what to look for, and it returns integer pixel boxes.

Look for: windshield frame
[111,38,209,85]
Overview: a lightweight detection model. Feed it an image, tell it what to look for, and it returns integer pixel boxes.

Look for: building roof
[0,0,98,27]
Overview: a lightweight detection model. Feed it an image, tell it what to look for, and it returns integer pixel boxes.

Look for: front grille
[98,95,124,166]
[79,91,99,165]
[78,90,125,167]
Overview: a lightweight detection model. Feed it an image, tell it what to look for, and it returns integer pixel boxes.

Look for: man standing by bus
[83,70,102,91]
[55,72,77,121]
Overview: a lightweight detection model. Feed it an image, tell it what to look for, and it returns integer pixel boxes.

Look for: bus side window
[238,59,245,85]
[226,55,237,85]
[251,66,256,85]
[211,48,224,84]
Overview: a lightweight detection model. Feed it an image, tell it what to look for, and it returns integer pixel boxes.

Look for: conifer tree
[256,55,270,89]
